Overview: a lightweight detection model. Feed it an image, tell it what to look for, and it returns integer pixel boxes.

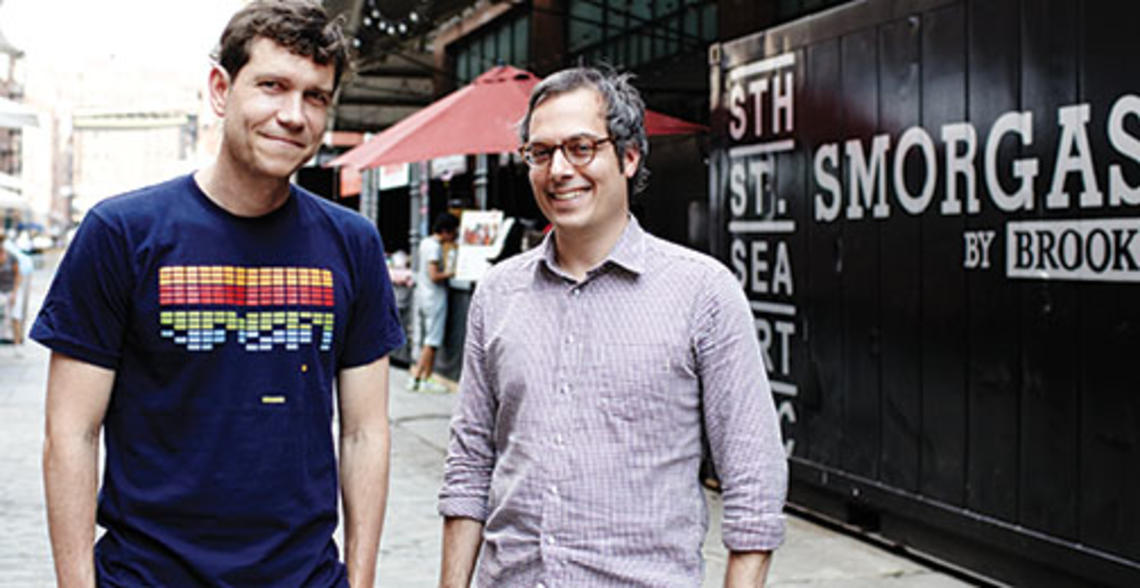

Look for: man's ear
[207,64,231,118]
[622,144,641,179]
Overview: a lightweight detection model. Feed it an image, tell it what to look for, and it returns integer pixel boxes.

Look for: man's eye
[530,146,553,159]
[259,81,282,90]
[569,141,593,155]
[306,92,330,106]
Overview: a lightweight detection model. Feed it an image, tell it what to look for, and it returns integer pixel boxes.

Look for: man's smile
[259,132,306,148]
[548,187,591,201]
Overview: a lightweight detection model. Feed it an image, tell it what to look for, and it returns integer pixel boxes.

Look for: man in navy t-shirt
[33,2,404,585]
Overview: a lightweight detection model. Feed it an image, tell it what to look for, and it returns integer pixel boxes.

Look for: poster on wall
[454,210,512,282]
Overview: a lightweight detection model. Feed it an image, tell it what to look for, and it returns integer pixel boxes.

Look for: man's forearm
[725,550,772,587]
[43,430,99,587]
[43,352,114,587]
[340,425,390,587]
[439,516,484,588]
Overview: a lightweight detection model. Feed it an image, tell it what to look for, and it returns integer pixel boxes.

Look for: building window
[452,13,532,83]
[0,129,19,176]
[567,0,717,69]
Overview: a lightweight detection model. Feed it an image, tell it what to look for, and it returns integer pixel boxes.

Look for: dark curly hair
[213,0,351,89]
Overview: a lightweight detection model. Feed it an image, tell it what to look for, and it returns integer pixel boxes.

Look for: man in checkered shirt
[439,66,788,587]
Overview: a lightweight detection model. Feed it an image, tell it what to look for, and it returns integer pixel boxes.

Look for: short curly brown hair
[213,0,351,89]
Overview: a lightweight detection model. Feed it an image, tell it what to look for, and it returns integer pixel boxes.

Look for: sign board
[378,163,409,190]
[453,209,508,282]
[431,154,467,181]
[710,1,1140,584]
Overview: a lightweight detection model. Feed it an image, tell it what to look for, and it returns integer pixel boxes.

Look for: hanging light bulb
[371,9,380,19]
[408,11,419,23]
[398,22,408,34]
[363,16,371,26]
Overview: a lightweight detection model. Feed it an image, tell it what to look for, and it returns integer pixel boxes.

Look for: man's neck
[194,159,292,218]
[553,215,629,281]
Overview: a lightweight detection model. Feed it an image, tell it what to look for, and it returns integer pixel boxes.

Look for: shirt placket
[536,279,586,587]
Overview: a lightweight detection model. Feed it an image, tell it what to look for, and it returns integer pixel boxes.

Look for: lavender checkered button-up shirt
[439,217,787,587]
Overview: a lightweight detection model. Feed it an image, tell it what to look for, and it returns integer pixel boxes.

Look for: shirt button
[559,384,569,395]
[536,584,546,588]
[565,334,574,344]
[550,485,559,495]
[546,535,557,545]
[572,288,581,297]
[555,434,564,446]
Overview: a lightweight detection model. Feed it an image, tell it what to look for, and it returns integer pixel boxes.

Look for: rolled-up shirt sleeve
[438,285,498,521]
[695,267,788,552]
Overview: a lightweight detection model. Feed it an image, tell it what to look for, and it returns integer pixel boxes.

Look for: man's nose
[549,146,575,177]
[276,93,305,130]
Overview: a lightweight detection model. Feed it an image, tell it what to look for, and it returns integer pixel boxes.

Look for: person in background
[3,234,33,347]
[438,66,788,587]
[0,233,22,347]
[32,1,404,584]
[410,212,459,393]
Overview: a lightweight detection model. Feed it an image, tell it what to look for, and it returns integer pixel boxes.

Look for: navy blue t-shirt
[32,175,405,585]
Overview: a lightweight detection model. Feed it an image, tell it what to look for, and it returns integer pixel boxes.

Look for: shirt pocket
[595,342,697,425]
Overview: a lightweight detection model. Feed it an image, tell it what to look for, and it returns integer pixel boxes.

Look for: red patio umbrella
[644,109,708,136]
[329,65,707,171]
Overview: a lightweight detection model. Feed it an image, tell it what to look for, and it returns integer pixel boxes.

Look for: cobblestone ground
[1,259,971,587]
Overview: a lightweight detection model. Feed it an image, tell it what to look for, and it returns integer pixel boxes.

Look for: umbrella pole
[474,154,488,210]
[409,161,429,264]
[361,167,378,225]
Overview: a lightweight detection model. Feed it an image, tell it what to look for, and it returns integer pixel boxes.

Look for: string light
[354,0,427,47]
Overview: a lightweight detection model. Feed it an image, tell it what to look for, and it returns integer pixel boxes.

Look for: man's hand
[43,352,114,588]
[725,550,773,587]
[338,356,392,587]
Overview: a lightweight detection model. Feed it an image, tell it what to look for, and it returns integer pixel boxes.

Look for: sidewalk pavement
[0,263,56,586]
[0,257,971,586]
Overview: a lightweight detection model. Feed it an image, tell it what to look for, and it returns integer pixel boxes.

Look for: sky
[0,0,244,73]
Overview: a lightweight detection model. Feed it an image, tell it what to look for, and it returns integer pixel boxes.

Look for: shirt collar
[539,215,647,279]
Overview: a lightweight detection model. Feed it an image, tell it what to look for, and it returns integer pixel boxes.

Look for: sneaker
[406,377,420,392]
[417,378,450,394]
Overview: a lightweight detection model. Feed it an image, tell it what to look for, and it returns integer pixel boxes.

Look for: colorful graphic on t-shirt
[158,265,334,352]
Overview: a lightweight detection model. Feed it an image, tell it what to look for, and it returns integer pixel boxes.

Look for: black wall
[710,0,1140,585]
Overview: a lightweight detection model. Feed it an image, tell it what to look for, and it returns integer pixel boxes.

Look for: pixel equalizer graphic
[158,265,335,352]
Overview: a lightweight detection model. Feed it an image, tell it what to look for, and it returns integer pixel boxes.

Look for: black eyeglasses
[519,136,614,168]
